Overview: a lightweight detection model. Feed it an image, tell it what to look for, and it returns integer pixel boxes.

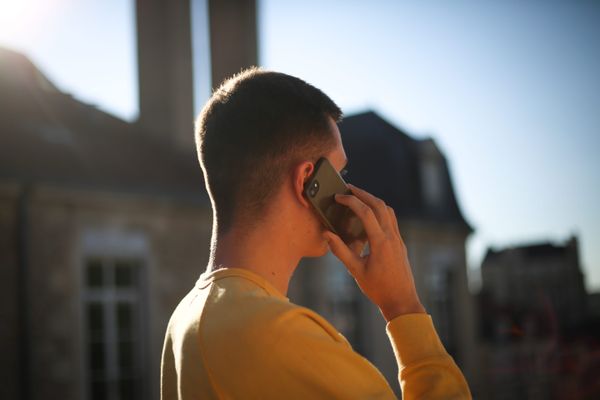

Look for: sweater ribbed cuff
[385,314,447,369]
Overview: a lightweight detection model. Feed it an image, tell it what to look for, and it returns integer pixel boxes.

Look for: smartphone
[303,157,366,244]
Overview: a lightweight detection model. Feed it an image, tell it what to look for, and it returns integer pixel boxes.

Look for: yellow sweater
[161,268,471,399]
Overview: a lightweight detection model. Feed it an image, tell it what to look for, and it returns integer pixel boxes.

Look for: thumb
[324,231,361,274]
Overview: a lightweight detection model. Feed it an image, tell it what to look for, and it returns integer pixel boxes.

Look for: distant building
[480,236,587,339]
[289,111,478,396]
[477,236,599,400]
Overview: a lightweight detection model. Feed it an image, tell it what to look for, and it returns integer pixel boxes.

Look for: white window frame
[79,229,149,400]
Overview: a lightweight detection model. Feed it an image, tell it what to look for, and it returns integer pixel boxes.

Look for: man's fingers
[334,194,385,244]
[323,231,361,273]
[348,184,392,231]
[387,206,400,236]
[349,239,367,257]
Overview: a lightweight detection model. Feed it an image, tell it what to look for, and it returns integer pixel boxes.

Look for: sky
[0,0,598,291]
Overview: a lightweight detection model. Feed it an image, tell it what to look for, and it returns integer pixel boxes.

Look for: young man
[161,68,471,399]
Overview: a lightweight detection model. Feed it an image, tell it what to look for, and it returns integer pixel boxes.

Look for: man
[161,68,471,399]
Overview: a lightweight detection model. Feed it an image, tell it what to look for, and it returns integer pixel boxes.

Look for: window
[323,254,361,348]
[421,160,444,208]
[428,266,456,356]
[83,256,145,400]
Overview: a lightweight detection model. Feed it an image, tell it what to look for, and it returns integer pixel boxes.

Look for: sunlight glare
[0,0,61,41]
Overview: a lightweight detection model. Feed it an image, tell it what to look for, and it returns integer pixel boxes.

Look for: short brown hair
[196,68,342,233]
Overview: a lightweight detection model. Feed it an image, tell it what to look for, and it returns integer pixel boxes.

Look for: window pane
[90,379,107,400]
[114,259,139,288]
[118,340,134,370]
[87,303,104,340]
[88,342,105,373]
[86,259,104,288]
[119,377,136,400]
[117,302,133,339]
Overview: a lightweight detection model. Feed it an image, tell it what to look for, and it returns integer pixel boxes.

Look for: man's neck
[207,222,300,296]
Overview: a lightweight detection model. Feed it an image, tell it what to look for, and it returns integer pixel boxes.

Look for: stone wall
[0,182,21,400]
[1,182,211,400]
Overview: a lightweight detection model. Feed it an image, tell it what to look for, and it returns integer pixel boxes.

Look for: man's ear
[292,161,314,208]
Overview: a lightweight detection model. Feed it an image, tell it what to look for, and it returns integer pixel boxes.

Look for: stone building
[0,46,212,400]
[289,111,478,396]
[477,236,598,399]
[480,236,587,335]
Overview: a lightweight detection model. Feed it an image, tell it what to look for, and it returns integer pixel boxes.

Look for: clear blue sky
[1,0,598,291]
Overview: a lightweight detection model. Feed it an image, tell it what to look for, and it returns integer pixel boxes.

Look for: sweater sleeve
[256,310,470,400]
[386,314,472,400]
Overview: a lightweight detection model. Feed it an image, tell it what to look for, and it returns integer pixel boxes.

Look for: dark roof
[0,47,207,203]
[339,111,472,230]
[484,241,571,264]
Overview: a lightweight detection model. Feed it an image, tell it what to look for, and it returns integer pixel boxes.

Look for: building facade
[477,236,598,399]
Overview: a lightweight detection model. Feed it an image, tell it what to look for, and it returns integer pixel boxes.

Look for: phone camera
[308,180,319,197]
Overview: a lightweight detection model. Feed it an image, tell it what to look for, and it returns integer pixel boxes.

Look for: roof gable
[339,111,471,230]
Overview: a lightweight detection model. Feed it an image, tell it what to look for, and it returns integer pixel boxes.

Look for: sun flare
[0,0,60,40]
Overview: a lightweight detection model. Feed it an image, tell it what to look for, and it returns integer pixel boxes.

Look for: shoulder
[203,286,344,346]
[197,273,341,341]
[199,280,350,362]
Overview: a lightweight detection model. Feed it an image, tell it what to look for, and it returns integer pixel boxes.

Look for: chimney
[208,0,258,89]
[135,0,195,150]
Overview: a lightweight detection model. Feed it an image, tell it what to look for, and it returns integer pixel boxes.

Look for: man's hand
[323,184,426,322]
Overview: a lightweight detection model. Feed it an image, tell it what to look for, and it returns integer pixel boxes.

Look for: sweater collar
[197,267,289,301]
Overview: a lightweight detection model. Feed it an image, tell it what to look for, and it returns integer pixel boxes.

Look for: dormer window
[421,159,444,208]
